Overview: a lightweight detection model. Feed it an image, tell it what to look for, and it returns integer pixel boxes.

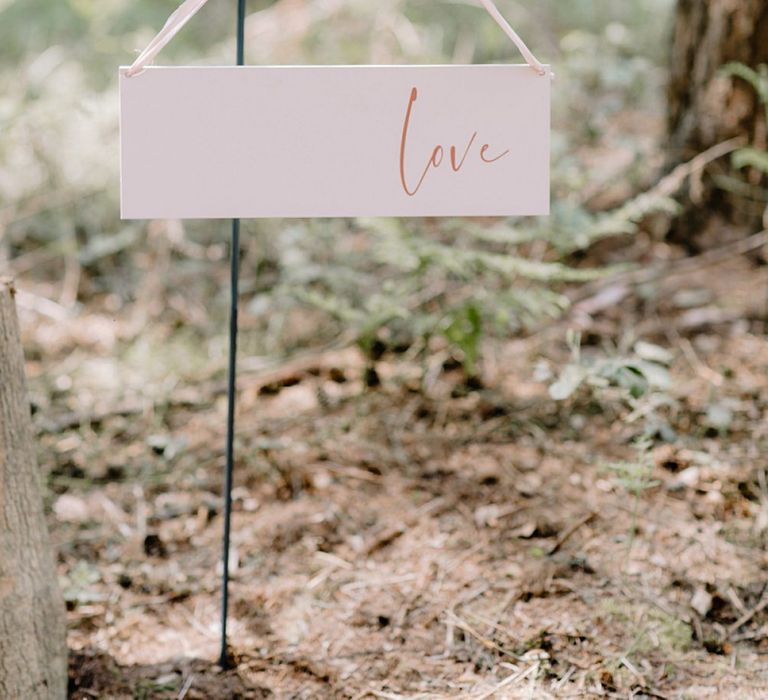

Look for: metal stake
[219,0,247,670]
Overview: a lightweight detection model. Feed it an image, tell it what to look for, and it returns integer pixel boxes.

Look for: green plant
[603,436,659,536]
[600,598,692,661]
[721,63,768,175]
[286,184,677,380]
[547,335,672,568]
[547,331,673,403]
[288,219,600,376]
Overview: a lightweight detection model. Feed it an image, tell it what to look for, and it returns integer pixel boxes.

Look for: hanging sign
[119,0,552,220]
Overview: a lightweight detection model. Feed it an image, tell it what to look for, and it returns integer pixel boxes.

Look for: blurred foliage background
[0,0,676,399]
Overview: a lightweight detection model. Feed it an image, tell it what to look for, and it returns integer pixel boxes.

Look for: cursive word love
[399,87,510,197]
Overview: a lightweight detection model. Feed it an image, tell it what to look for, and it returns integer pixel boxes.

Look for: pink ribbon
[125,0,549,78]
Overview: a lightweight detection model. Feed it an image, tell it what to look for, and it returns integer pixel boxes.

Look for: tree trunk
[0,278,67,700]
[667,0,768,248]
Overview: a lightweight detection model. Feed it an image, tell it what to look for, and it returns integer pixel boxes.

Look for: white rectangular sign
[120,65,550,219]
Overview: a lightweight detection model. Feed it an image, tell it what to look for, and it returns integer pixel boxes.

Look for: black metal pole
[219,0,247,670]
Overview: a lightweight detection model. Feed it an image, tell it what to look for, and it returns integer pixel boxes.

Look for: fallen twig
[443,609,515,659]
[728,592,768,637]
[548,512,597,555]
[363,497,451,555]
[35,341,362,435]
[473,664,538,699]
[572,228,768,309]
[654,136,746,200]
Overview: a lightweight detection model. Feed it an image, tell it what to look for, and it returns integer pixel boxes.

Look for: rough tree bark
[0,278,67,700]
[667,0,768,248]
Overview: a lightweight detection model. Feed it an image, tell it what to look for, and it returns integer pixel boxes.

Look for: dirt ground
[16,235,767,698]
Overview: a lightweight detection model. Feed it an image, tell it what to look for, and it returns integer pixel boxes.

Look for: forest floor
[18,229,768,698]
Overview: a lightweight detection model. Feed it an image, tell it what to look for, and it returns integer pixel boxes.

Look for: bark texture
[0,278,67,700]
[667,0,768,246]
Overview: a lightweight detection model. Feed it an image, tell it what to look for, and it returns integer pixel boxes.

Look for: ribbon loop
[125,0,549,78]
[126,0,209,77]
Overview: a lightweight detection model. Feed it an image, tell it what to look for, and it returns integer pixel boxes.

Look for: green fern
[286,186,678,377]
[732,146,768,175]
[722,63,768,175]
[721,63,768,110]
